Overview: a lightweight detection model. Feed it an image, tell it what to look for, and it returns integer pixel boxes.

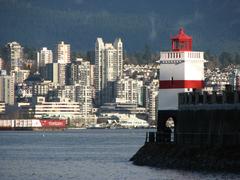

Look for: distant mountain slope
[0,0,239,53]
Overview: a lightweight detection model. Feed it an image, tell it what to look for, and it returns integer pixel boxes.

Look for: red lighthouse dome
[171,28,192,51]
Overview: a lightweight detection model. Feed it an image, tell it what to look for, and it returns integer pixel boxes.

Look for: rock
[130,143,240,172]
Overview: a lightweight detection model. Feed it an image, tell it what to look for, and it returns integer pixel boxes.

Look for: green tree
[143,44,152,64]
[219,52,233,66]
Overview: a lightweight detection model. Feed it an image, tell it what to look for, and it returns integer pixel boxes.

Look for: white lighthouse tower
[157,28,206,130]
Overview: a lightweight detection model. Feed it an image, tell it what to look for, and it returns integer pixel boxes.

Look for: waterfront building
[98,103,147,127]
[157,28,205,130]
[94,38,123,106]
[57,41,70,64]
[65,59,94,119]
[33,96,81,121]
[0,75,15,105]
[37,47,53,68]
[76,85,93,115]
[7,42,24,70]
[99,103,146,116]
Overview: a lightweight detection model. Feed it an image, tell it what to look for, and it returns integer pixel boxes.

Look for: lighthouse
[157,28,206,131]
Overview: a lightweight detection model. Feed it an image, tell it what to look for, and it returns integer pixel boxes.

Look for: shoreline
[130,143,240,173]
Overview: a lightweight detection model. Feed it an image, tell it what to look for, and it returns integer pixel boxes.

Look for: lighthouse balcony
[158,51,204,63]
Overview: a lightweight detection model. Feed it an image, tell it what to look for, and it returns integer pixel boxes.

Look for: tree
[234,53,240,64]
[204,50,219,69]
[143,44,152,64]
[219,52,234,66]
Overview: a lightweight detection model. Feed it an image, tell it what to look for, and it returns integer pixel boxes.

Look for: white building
[76,85,93,116]
[57,41,70,64]
[57,85,76,102]
[33,80,53,96]
[33,96,81,120]
[115,76,143,105]
[148,80,159,124]
[7,41,24,69]
[95,38,123,105]
[0,75,15,105]
[37,47,53,67]
[72,60,95,122]
[67,59,91,85]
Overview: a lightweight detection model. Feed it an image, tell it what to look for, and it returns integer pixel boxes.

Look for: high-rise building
[58,64,66,86]
[94,38,123,106]
[37,47,53,68]
[45,63,66,86]
[56,85,76,102]
[7,42,23,70]
[66,59,91,85]
[76,85,93,117]
[57,41,70,64]
[45,63,59,84]
[0,75,15,105]
[148,80,159,125]
[115,76,143,105]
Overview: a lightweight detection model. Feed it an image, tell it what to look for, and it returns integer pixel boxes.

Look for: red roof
[171,28,192,40]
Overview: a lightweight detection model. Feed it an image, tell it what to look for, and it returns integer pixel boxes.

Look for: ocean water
[0,129,239,180]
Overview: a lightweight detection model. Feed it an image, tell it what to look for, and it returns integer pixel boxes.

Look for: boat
[118,114,149,128]
[0,119,67,131]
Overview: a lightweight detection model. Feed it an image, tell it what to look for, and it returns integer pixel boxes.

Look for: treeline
[204,51,240,69]
[1,45,240,68]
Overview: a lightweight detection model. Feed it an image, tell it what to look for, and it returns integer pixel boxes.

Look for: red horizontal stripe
[159,80,204,89]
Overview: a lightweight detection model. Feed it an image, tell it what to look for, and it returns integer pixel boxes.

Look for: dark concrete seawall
[130,143,240,172]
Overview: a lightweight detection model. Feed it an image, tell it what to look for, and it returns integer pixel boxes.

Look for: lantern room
[171,28,192,51]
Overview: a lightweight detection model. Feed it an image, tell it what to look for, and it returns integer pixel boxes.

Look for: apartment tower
[94,38,123,106]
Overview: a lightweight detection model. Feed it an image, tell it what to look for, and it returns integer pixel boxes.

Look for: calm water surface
[0,129,239,180]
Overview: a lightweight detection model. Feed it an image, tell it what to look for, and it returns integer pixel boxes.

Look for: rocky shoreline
[130,143,240,172]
